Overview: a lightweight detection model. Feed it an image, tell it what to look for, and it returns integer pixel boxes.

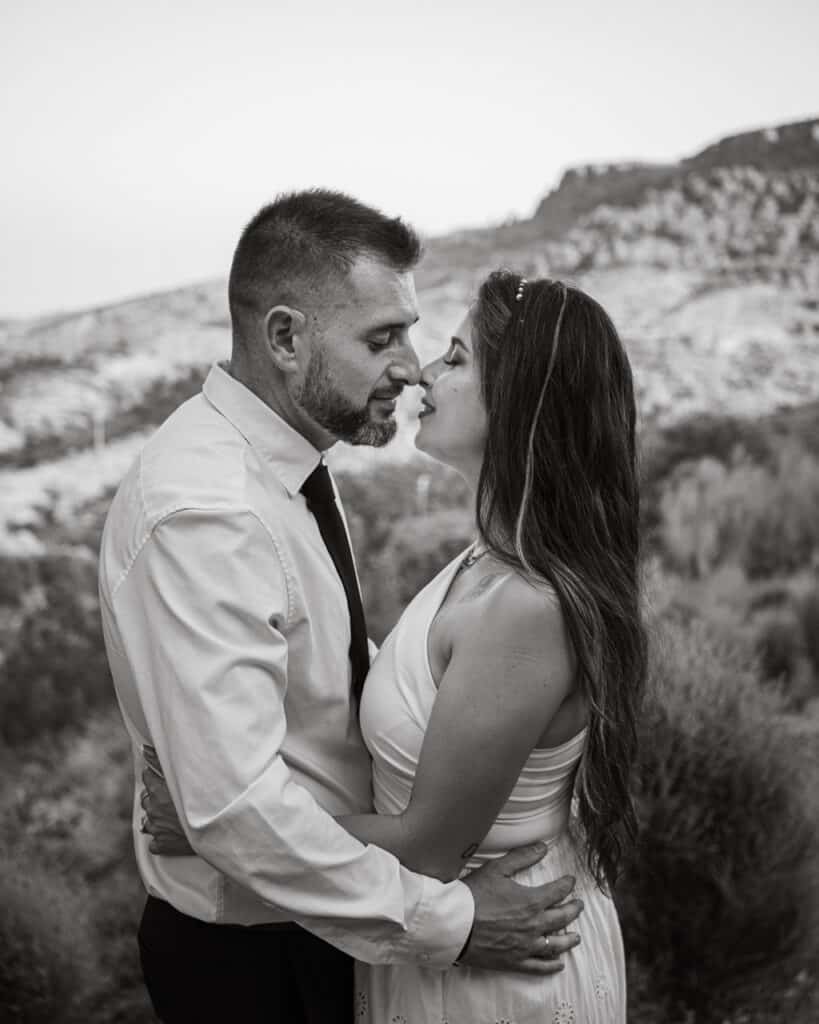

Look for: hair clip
[515,278,528,303]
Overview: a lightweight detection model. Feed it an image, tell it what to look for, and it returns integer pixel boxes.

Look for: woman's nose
[419,358,442,390]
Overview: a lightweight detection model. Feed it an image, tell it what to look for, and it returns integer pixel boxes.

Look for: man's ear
[263,306,307,372]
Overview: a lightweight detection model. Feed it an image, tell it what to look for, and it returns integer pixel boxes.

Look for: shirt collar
[202,361,324,496]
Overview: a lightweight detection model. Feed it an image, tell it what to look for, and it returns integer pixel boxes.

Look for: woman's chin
[414,426,449,468]
[413,421,436,458]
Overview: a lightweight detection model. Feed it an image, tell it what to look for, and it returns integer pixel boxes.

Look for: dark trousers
[138,895,354,1024]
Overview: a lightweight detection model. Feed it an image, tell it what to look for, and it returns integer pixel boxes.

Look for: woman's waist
[460,828,595,892]
[462,813,571,867]
[467,800,572,855]
[373,773,574,848]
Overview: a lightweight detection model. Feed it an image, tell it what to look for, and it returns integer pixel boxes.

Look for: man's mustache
[370,387,403,400]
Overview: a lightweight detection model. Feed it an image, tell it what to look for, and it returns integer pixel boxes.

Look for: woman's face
[414,309,488,478]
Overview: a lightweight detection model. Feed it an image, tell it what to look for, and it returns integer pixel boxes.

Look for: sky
[2,0,817,319]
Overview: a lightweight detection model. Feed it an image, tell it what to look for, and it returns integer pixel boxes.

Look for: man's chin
[347,419,397,447]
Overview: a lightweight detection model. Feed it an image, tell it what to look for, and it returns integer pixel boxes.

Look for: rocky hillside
[418,116,819,424]
[2,116,818,549]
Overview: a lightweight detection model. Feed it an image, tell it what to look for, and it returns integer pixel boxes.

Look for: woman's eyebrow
[450,336,468,352]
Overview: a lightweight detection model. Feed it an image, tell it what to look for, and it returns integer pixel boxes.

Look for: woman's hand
[139,745,195,856]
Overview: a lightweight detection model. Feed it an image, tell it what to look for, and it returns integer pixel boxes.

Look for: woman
[145,271,646,1023]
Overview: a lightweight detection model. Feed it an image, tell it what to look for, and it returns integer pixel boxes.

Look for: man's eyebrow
[369,314,420,332]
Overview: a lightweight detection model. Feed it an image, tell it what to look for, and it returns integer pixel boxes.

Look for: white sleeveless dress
[355,552,626,1024]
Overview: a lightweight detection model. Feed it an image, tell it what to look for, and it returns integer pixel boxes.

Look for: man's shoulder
[100,395,297,596]
[139,395,285,518]
[105,394,291,544]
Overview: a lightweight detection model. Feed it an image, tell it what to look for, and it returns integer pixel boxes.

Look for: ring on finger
[140,814,149,834]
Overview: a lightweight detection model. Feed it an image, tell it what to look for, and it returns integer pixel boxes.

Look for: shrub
[0,556,38,608]
[655,441,819,580]
[743,512,815,580]
[363,508,473,642]
[0,849,98,1023]
[657,456,729,576]
[336,456,469,565]
[735,441,819,579]
[798,585,819,679]
[0,710,155,1023]
[0,548,112,746]
[617,616,819,1020]
[755,614,803,684]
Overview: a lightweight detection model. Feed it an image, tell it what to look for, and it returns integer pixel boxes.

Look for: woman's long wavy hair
[472,270,647,890]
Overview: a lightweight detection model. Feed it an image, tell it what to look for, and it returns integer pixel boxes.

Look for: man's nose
[419,357,442,390]
[387,339,421,387]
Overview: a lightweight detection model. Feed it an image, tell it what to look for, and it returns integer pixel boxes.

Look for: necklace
[458,541,489,573]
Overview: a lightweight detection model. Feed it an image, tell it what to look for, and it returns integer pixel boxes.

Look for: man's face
[293,256,421,447]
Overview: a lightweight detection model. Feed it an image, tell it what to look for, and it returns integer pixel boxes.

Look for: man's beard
[294,348,398,447]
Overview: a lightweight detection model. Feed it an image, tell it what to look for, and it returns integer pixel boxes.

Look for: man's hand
[459,842,582,974]
[140,746,195,856]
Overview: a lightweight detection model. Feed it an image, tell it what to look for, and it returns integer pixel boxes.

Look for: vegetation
[618,617,818,1020]
[0,852,96,1024]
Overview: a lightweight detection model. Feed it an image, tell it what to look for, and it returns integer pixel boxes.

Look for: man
[99,190,582,1023]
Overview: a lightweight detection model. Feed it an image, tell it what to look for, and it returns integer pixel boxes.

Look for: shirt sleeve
[112,506,474,966]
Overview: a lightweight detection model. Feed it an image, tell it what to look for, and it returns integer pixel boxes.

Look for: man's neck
[226,358,336,452]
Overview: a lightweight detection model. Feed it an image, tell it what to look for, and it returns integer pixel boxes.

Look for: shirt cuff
[400,876,475,969]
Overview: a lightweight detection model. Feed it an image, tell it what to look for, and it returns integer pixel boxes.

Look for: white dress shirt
[98,361,474,966]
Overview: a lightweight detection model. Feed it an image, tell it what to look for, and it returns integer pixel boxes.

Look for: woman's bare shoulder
[453,557,570,669]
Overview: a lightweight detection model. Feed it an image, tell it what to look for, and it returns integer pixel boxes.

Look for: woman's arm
[339,574,574,882]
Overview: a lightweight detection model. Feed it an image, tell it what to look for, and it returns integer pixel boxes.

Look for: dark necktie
[301,461,369,705]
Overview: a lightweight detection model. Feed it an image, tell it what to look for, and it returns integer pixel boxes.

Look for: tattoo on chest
[460,842,479,860]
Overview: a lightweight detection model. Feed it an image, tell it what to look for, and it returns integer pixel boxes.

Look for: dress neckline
[422,547,472,694]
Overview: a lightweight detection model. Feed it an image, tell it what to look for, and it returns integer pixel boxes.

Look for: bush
[0,850,98,1023]
[0,710,155,1023]
[798,586,819,679]
[617,616,819,1021]
[363,508,473,642]
[337,456,469,564]
[0,549,112,746]
[655,441,819,580]
[755,614,803,683]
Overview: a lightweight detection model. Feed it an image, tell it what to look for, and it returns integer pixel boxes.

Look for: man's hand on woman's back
[460,842,582,974]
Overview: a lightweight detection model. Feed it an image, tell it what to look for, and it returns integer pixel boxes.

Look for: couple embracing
[99,189,646,1023]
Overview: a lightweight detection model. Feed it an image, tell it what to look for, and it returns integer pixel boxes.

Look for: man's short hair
[228,189,422,335]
